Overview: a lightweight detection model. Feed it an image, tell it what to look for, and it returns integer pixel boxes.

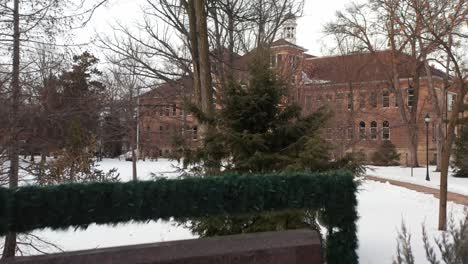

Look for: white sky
[76,0,356,57]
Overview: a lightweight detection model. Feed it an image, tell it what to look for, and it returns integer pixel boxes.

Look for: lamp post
[425,113,431,181]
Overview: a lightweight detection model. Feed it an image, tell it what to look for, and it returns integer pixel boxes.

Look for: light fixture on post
[424,113,431,181]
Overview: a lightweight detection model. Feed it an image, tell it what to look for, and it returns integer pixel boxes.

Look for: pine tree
[452,119,468,178]
[40,52,118,184]
[371,140,401,166]
[183,49,357,175]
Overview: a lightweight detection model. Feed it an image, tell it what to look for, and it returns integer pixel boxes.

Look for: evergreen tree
[452,122,468,178]
[371,140,401,166]
[40,52,118,183]
[183,50,333,175]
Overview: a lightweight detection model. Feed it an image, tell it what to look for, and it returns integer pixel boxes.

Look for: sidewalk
[366,176,468,206]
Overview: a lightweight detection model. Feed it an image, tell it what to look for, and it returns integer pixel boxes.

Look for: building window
[159,106,163,116]
[359,92,366,109]
[172,104,177,116]
[347,126,354,140]
[165,105,170,116]
[359,121,366,139]
[370,121,378,140]
[277,54,283,65]
[292,56,299,69]
[448,93,456,111]
[382,121,390,140]
[407,87,415,106]
[305,96,312,111]
[336,93,343,111]
[317,95,323,108]
[326,94,333,104]
[370,92,377,108]
[192,126,198,140]
[347,93,353,110]
[383,91,390,108]
[270,55,277,67]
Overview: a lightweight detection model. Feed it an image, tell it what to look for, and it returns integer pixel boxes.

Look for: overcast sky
[76,0,357,56]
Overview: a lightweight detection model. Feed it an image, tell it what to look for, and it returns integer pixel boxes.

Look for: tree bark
[439,87,466,231]
[185,0,202,107]
[3,0,20,258]
[194,0,214,118]
[423,60,444,171]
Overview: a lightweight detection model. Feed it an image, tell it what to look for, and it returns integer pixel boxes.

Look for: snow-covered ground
[3,159,468,263]
[98,158,183,180]
[357,180,466,264]
[366,165,468,195]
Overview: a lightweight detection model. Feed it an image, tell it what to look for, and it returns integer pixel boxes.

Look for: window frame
[370,121,378,140]
[382,90,390,108]
[382,121,390,140]
[407,87,415,107]
[359,121,366,139]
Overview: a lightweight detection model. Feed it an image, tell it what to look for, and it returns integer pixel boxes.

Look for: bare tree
[104,57,143,181]
[413,0,468,230]
[0,0,110,258]
[325,0,467,230]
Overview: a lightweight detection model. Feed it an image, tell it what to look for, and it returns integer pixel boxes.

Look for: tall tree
[325,0,467,229]
[0,0,109,257]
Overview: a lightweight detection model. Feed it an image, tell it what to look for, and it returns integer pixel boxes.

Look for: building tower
[281,13,297,44]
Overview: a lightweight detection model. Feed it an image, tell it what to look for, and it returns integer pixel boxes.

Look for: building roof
[270,39,307,51]
[140,76,193,100]
[303,50,447,84]
[284,12,296,20]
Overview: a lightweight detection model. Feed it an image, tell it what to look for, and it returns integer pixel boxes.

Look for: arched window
[370,121,378,140]
[383,121,390,140]
[359,121,366,139]
[383,91,390,107]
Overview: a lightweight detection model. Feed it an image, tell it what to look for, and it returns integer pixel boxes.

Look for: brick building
[138,15,465,165]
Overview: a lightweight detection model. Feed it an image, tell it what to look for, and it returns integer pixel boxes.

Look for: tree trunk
[439,88,466,230]
[131,146,137,181]
[185,0,202,107]
[131,120,137,181]
[194,0,214,118]
[408,129,419,167]
[3,0,20,258]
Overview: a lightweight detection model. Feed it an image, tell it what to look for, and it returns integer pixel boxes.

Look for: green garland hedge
[0,171,358,264]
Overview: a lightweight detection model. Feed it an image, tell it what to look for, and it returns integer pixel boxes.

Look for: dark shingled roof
[140,76,193,100]
[270,39,307,51]
[303,50,447,83]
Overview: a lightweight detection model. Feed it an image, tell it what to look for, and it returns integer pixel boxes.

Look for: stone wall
[5,229,323,264]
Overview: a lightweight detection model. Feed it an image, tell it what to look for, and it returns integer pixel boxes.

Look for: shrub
[393,213,468,264]
[372,141,401,166]
[453,126,468,178]
[0,171,358,264]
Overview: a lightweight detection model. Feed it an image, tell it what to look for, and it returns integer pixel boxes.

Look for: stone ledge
[5,229,322,264]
